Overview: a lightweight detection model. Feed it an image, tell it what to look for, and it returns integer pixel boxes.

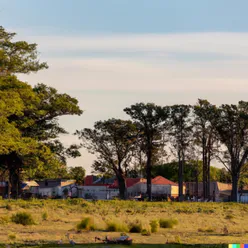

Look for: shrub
[0,216,9,224]
[175,235,181,244]
[141,224,151,236]
[129,222,142,233]
[106,220,128,232]
[150,220,159,233]
[77,217,95,231]
[8,232,16,241]
[159,218,178,228]
[11,212,35,225]
[6,204,12,211]
[225,214,234,220]
[42,211,48,221]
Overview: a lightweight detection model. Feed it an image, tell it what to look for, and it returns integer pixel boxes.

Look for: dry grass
[0,199,247,245]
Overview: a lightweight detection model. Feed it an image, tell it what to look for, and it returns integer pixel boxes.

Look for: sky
[1,0,248,173]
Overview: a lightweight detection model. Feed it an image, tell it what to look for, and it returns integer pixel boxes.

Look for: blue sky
[1,0,248,172]
[1,0,248,34]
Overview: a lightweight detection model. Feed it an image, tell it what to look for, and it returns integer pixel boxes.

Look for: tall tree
[169,105,192,201]
[68,166,86,185]
[0,26,48,75]
[212,102,248,202]
[0,26,83,197]
[124,103,169,201]
[76,119,137,199]
[193,99,217,199]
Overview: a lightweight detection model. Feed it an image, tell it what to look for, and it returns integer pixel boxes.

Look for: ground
[0,199,246,246]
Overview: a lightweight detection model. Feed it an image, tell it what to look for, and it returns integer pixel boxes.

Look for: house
[37,179,77,198]
[22,181,39,194]
[185,181,232,201]
[126,176,185,198]
[80,175,118,199]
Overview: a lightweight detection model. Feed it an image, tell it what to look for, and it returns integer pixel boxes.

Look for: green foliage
[76,217,95,231]
[159,218,178,228]
[68,166,85,185]
[0,216,9,224]
[141,228,151,236]
[8,232,16,241]
[42,211,48,221]
[150,219,159,233]
[11,212,35,225]
[0,26,48,75]
[106,220,128,232]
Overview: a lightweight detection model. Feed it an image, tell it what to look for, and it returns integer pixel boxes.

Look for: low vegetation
[11,211,35,226]
[0,199,247,245]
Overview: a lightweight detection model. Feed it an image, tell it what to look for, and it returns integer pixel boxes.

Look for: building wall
[127,183,171,196]
[78,186,119,200]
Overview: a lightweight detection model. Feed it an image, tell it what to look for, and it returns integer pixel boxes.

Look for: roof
[61,180,76,187]
[22,181,39,190]
[152,176,178,186]
[109,178,145,189]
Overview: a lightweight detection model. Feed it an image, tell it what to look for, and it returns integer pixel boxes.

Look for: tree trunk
[178,151,184,201]
[231,173,239,202]
[116,173,126,200]
[146,146,152,201]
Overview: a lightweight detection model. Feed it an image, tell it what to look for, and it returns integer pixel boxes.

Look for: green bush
[77,217,95,231]
[11,212,35,225]
[0,216,9,224]
[159,218,178,228]
[150,220,159,233]
[141,229,151,236]
[42,211,48,221]
[106,221,128,232]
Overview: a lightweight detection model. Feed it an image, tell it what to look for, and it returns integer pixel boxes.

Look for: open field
[0,199,247,246]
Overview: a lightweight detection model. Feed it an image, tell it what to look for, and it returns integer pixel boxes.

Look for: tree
[213,102,248,202]
[76,119,137,199]
[169,105,192,201]
[0,26,48,75]
[69,166,86,185]
[193,99,217,200]
[124,103,169,201]
[0,26,83,197]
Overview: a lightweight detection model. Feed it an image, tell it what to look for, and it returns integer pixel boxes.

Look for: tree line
[1,26,248,202]
[77,100,248,203]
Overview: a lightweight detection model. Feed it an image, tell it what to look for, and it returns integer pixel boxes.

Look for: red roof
[152,176,178,186]
[109,178,145,189]
[109,176,177,188]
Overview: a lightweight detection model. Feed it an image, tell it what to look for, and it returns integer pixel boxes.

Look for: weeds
[159,218,178,228]
[77,217,96,231]
[11,212,35,225]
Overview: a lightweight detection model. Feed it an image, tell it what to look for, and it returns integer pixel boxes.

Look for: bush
[150,220,159,233]
[6,204,12,211]
[8,232,16,241]
[159,218,178,228]
[77,217,95,231]
[11,212,35,225]
[106,220,128,232]
[141,224,152,236]
[42,211,48,221]
[129,222,142,233]
[225,214,234,220]
[0,216,9,224]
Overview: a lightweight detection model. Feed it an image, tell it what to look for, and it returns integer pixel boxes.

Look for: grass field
[0,199,247,246]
